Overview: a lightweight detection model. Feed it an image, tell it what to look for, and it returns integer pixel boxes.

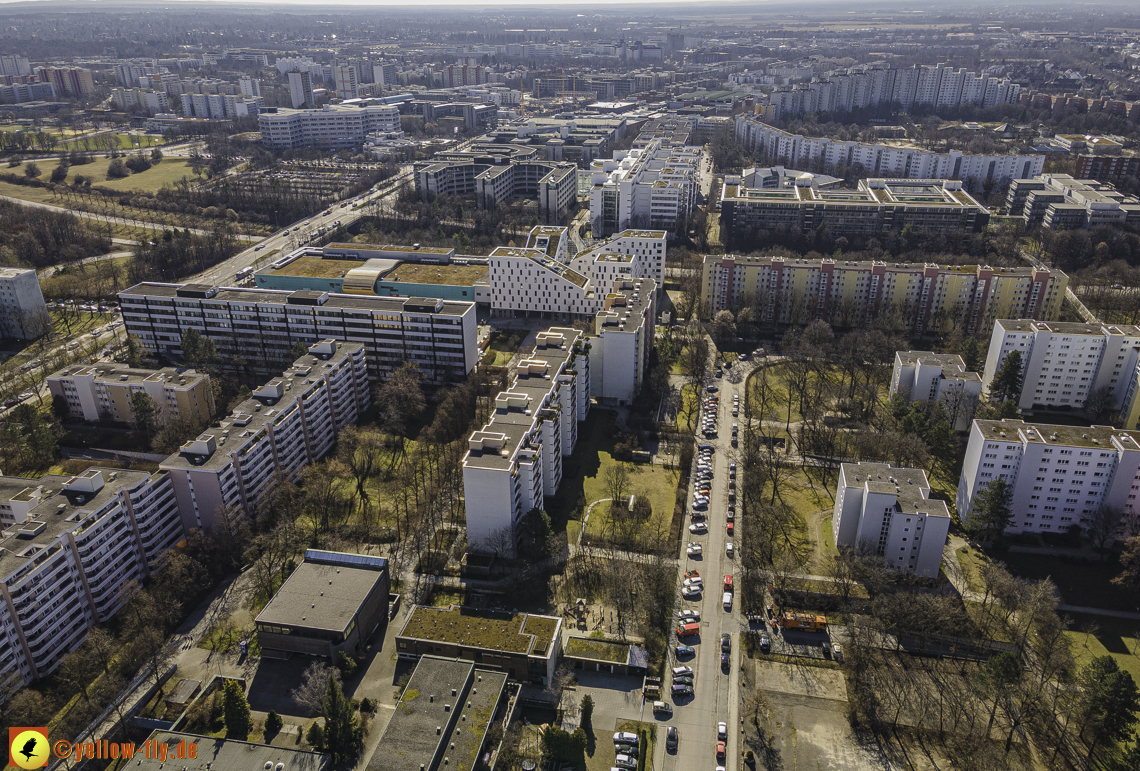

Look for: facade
[366,656,507,771]
[463,328,590,552]
[0,267,48,340]
[719,177,990,245]
[0,469,182,698]
[334,65,360,100]
[35,67,94,98]
[735,115,1042,189]
[982,320,1140,424]
[258,103,402,149]
[287,70,314,109]
[159,340,369,530]
[588,138,704,236]
[957,419,1140,538]
[396,605,562,685]
[1074,155,1140,184]
[890,351,982,432]
[486,247,594,319]
[570,230,667,294]
[832,462,950,577]
[255,549,389,660]
[47,364,214,427]
[591,279,657,405]
[118,282,478,383]
[1006,175,1140,230]
[701,255,1066,336]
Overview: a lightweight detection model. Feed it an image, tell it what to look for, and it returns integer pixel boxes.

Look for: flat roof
[366,656,506,771]
[47,364,207,389]
[133,731,329,771]
[256,557,386,634]
[380,262,488,286]
[121,283,473,317]
[269,256,361,279]
[399,605,560,657]
[975,419,1140,451]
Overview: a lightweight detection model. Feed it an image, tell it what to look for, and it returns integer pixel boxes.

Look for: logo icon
[8,728,48,769]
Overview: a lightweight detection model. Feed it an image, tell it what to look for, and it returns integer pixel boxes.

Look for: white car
[726,542,734,558]
[677,610,700,622]
[682,586,702,598]
[689,522,708,534]
[723,592,733,610]
[686,543,703,556]
[717,722,727,740]
[671,665,694,677]
[683,577,703,589]
[613,732,638,745]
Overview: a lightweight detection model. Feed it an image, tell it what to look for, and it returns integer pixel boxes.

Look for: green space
[57,133,166,151]
[197,616,261,657]
[1000,550,1138,613]
[484,329,524,367]
[565,636,629,663]
[955,544,988,593]
[1064,612,1140,693]
[13,155,196,193]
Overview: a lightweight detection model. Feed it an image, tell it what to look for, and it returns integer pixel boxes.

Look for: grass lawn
[16,156,196,193]
[1064,612,1140,691]
[484,329,525,366]
[1000,551,1138,613]
[57,133,166,151]
[955,544,988,593]
[819,515,839,557]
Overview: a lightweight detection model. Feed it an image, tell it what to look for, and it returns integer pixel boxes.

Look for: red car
[724,575,733,590]
[726,522,734,536]
[716,741,726,760]
[685,570,700,579]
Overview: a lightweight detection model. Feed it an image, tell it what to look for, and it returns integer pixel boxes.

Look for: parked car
[724,575,733,591]
[652,701,673,715]
[682,586,702,598]
[823,641,832,656]
[721,634,732,652]
[665,726,679,752]
[614,744,638,758]
[726,522,734,536]
[760,634,771,652]
[614,753,637,769]
[613,732,638,745]
[718,722,727,741]
[675,645,696,657]
[672,674,694,685]
[678,609,701,622]
[726,542,734,558]
[723,592,733,610]
[686,542,703,556]
[689,522,708,534]
[671,666,694,677]
[833,643,843,662]
[671,684,693,697]
[716,740,726,761]
[721,651,730,669]
[706,385,718,393]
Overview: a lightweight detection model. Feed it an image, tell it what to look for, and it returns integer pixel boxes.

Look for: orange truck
[780,612,828,632]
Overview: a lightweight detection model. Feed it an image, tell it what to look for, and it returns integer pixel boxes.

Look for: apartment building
[35,67,94,98]
[957,419,1140,537]
[701,255,1065,336]
[981,320,1140,423]
[287,70,314,109]
[570,230,667,293]
[0,55,31,78]
[832,462,950,577]
[47,364,214,427]
[112,87,170,115]
[720,177,990,245]
[735,116,1043,190]
[0,468,182,698]
[889,351,982,431]
[0,81,56,105]
[159,340,369,531]
[334,66,360,100]
[0,267,48,340]
[1006,175,1140,230]
[118,282,478,383]
[486,247,595,320]
[588,138,704,236]
[591,279,657,405]
[463,328,590,553]
[258,103,402,149]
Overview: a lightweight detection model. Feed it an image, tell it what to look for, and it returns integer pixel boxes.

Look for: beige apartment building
[47,365,215,426]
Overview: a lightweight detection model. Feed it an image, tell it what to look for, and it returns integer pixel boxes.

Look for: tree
[291,661,341,716]
[305,722,325,750]
[290,340,309,360]
[631,495,652,520]
[23,161,40,178]
[1076,655,1140,760]
[106,158,129,179]
[222,679,251,739]
[975,651,1024,737]
[1088,504,1125,557]
[989,350,1023,405]
[603,464,631,509]
[129,391,157,438]
[960,336,982,372]
[321,674,362,764]
[580,694,594,727]
[965,477,1014,546]
[712,310,736,346]
[50,162,69,183]
[124,335,144,368]
[265,710,283,735]
[1113,535,1140,591]
[540,725,587,764]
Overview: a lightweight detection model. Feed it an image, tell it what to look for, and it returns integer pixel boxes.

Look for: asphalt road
[663,348,745,771]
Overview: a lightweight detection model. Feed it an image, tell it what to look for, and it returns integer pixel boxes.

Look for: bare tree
[603,464,631,509]
[291,661,342,717]
[1087,504,1125,557]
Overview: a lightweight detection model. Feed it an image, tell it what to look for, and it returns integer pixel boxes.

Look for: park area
[2,155,196,193]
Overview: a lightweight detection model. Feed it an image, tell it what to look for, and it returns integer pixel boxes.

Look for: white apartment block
[486,246,595,319]
[957,419,1140,538]
[890,351,982,431]
[111,87,170,114]
[589,138,704,236]
[160,340,369,531]
[239,76,261,98]
[118,283,478,384]
[982,320,1140,425]
[832,463,950,578]
[258,103,401,149]
[287,70,315,109]
[0,468,182,698]
[0,268,47,340]
[47,364,215,427]
[335,66,360,100]
[0,55,31,78]
[590,278,656,405]
[735,116,1043,190]
[463,329,591,553]
[570,230,667,295]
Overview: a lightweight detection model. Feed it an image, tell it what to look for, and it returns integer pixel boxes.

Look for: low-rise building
[701,255,1066,336]
[1006,175,1140,229]
[463,328,590,552]
[719,177,990,246]
[982,320,1140,424]
[0,267,48,340]
[0,468,182,699]
[159,340,369,530]
[47,364,214,427]
[255,550,389,660]
[258,103,402,149]
[396,605,562,685]
[118,282,478,383]
[889,351,982,431]
[832,462,950,577]
[134,731,329,771]
[365,656,508,771]
[957,419,1140,538]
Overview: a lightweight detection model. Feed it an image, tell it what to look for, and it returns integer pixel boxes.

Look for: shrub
[305,721,325,750]
[50,163,69,183]
[23,162,40,178]
[359,698,375,713]
[336,651,357,677]
[106,158,129,179]
[124,155,152,174]
[265,710,284,734]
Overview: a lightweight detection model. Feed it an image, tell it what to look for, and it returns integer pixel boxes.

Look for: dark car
[675,644,696,657]
[665,726,679,752]
[673,674,694,685]
[721,651,730,669]
[721,633,732,652]
[760,634,771,653]
[671,684,694,697]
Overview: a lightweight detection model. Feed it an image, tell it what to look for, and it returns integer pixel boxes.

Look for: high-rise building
[889,351,982,431]
[288,70,314,109]
[34,67,94,98]
[0,268,48,340]
[1006,175,1140,230]
[958,419,1140,538]
[334,65,359,100]
[118,282,478,383]
[238,76,261,98]
[0,55,31,77]
[588,138,703,237]
[832,462,950,577]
